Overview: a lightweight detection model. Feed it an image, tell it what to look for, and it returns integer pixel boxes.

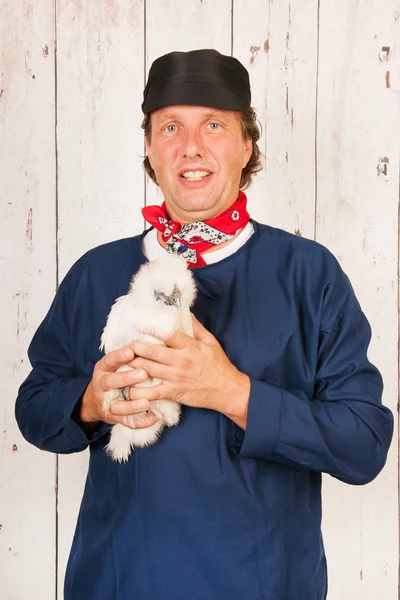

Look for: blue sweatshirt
[16,221,393,600]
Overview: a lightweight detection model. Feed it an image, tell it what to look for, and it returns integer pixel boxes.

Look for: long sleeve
[15,257,111,454]
[233,255,393,485]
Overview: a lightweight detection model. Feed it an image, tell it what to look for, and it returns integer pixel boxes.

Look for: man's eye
[209,123,220,130]
[165,125,177,133]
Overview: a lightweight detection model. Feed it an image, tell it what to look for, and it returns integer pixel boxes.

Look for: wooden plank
[233,0,318,237]
[145,0,232,208]
[56,1,146,275]
[317,1,399,598]
[56,1,146,595]
[3,2,396,598]
[0,1,57,598]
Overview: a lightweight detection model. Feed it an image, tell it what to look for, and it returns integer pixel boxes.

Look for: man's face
[145,105,252,223]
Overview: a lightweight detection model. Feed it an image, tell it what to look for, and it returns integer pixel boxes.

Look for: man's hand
[79,347,160,430]
[109,314,251,430]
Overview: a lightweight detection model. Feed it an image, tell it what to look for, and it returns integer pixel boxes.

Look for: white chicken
[100,253,197,462]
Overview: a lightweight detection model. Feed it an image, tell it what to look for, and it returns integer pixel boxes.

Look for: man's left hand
[110,314,250,430]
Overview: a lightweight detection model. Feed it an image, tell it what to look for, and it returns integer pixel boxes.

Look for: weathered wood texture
[317,2,399,598]
[0,1,57,598]
[1,0,399,598]
[233,0,318,238]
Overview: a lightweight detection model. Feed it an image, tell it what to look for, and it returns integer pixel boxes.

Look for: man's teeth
[181,170,211,181]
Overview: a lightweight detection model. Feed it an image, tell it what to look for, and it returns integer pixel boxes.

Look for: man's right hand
[79,347,160,430]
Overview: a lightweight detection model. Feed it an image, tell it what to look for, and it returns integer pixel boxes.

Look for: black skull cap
[142,49,251,114]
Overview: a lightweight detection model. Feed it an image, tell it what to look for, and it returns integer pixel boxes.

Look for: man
[16,49,393,600]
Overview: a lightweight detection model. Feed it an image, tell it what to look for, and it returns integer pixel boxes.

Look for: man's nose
[180,129,205,158]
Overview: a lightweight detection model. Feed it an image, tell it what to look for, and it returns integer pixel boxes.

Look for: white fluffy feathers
[100,254,197,462]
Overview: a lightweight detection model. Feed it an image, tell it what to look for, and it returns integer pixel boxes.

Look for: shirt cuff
[232,378,282,458]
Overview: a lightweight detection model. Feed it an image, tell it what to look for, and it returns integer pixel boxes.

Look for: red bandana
[142,191,250,268]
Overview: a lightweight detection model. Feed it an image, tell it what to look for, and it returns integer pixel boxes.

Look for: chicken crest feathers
[100,254,197,352]
[130,253,197,308]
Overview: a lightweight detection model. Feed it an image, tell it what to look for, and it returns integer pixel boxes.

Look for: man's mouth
[180,170,212,181]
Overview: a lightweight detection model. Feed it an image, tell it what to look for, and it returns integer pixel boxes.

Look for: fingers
[110,398,150,416]
[102,367,148,392]
[130,357,170,381]
[123,412,161,430]
[130,340,179,363]
[81,347,157,429]
[106,394,163,429]
[163,329,190,349]
[190,313,216,344]
[111,384,170,414]
[102,392,162,429]
[129,383,170,403]
[101,346,135,372]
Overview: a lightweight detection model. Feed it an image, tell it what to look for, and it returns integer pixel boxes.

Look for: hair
[141,107,263,190]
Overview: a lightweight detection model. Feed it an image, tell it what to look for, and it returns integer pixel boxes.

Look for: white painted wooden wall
[1,1,399,598]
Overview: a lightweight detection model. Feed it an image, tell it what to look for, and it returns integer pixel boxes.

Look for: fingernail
[129,371,142,382]
[137,400,149,410]
[134,370,146,380]
[124,416,135,429]
[122,349,132,359]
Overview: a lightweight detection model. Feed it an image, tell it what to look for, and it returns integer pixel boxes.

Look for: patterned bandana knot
[142,191,250,268]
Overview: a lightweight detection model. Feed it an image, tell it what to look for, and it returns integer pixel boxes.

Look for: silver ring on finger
[121,386,130,401]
